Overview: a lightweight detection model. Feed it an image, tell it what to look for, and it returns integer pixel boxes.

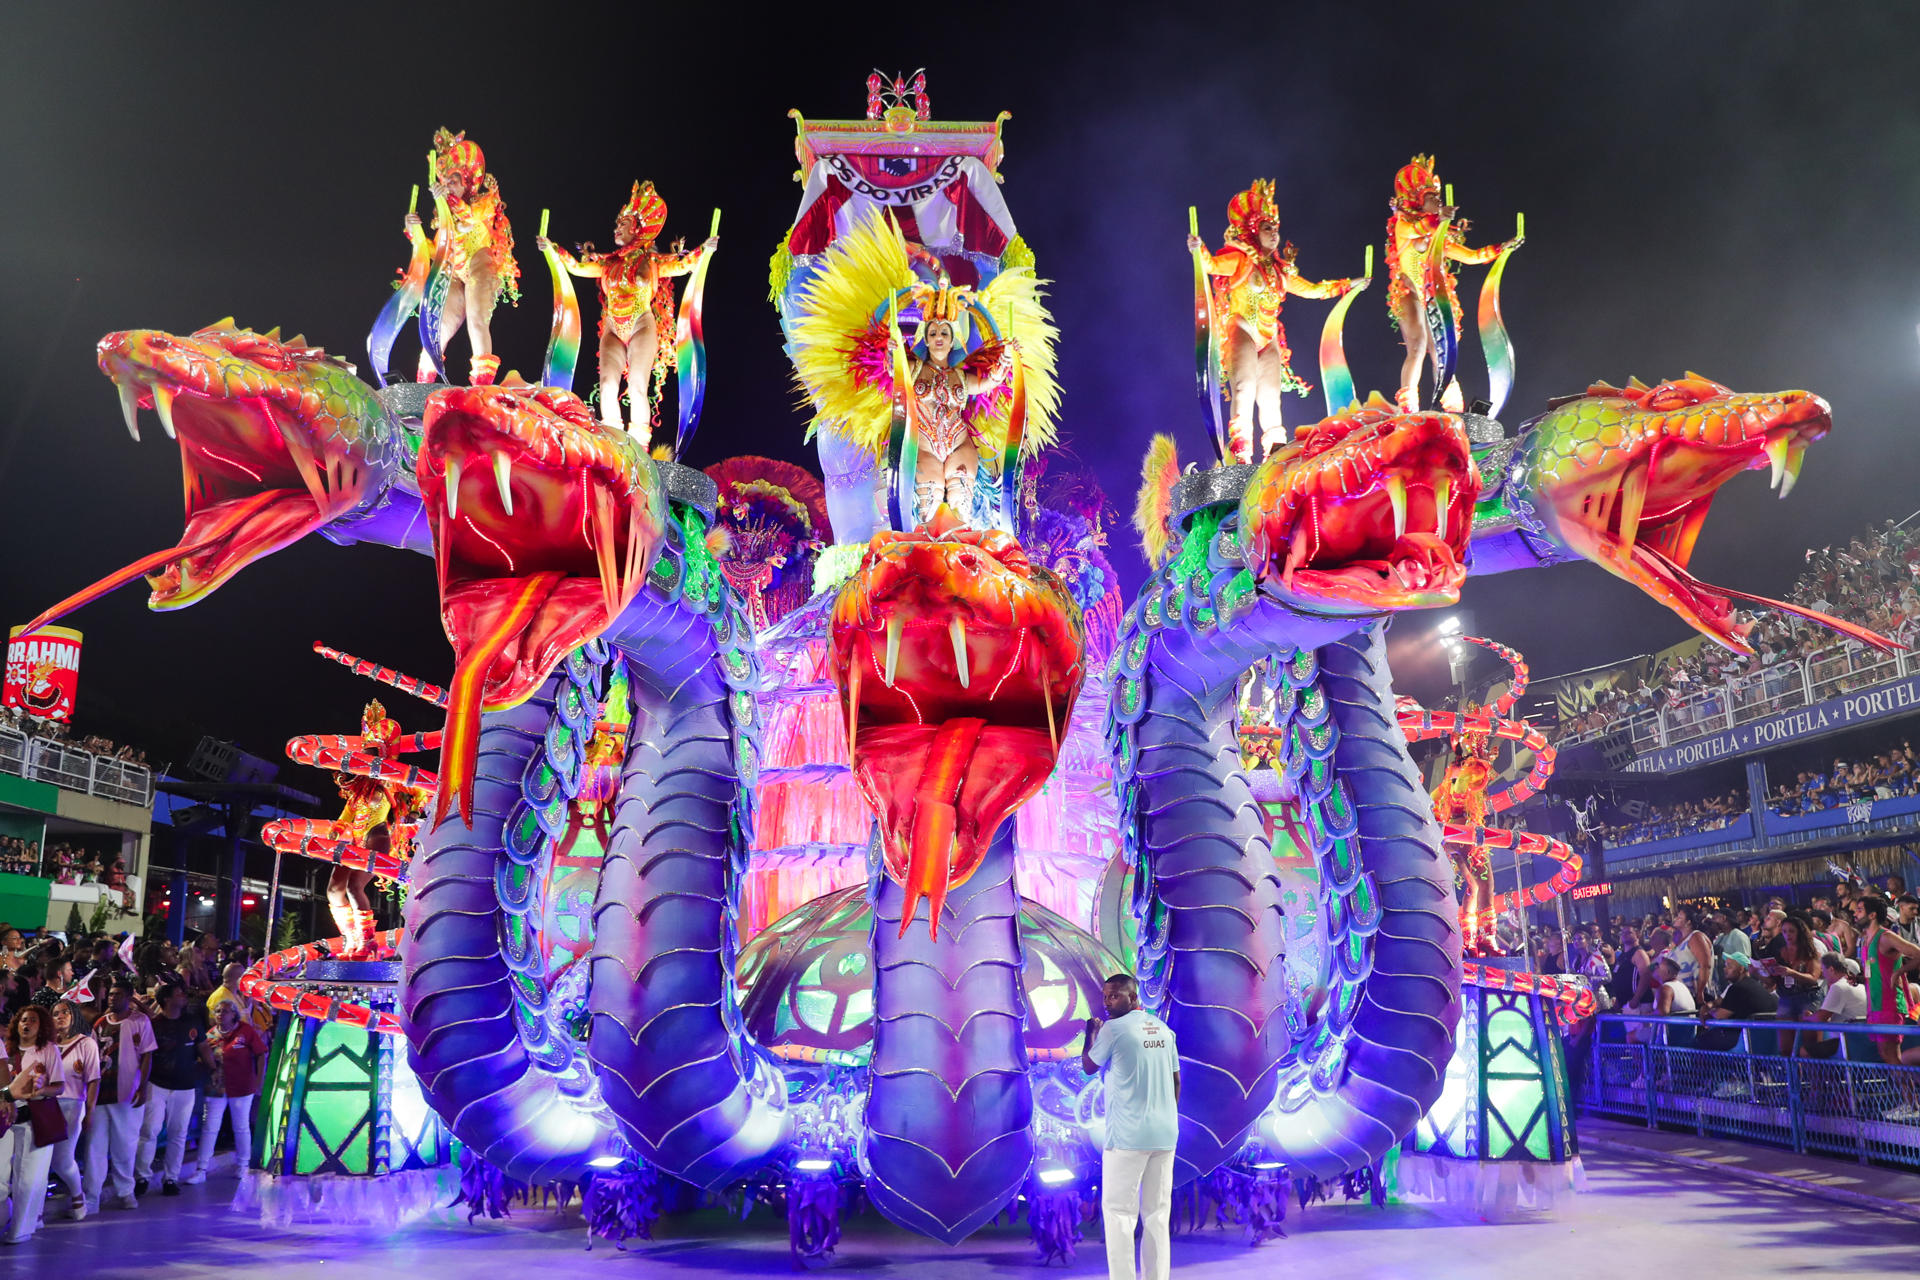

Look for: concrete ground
[11,1138,1920,1278]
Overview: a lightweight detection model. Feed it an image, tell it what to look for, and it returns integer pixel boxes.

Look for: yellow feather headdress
[788,210,1060,458]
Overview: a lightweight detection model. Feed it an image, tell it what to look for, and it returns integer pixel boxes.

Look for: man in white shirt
[1814,953,1869,1023]
[1081,974,1181,1280]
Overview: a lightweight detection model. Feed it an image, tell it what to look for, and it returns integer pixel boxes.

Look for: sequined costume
[429,130,519,306]
[419,129,519,387]
[1384,156,1501,342]
[1193,180,1352,461]
[912,363,977,461]
[327,699,425,957]
[1431,739,1495,873]
[550,183,710,344]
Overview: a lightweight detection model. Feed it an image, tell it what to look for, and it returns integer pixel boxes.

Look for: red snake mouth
[419,384,662,825]
[1542,384,1893,654]
[1241,406,1476,613]
[25,328,359,633]
[829,510,1085,936]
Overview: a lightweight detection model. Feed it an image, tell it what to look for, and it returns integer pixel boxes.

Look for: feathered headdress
[1225,179,1279,246]
[433,129,486,185]
[360,698,401,750]
[788,210,1060,458]
[1394,155,1440,211]
[1133,434,1181,569]
[618,180,668,243]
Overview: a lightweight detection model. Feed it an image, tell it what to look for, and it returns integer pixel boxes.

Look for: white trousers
[136,1085,198,1183]
[47,1097,85,1202]
[5,1119,55,1241]
[82,1100,145,1202]
[202,1094,254,1171]
[1102,1147,1174,1280]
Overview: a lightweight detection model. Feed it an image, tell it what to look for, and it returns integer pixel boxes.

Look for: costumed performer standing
[1187,179,1359,461]
[904,289,1015,521]
[402,129,519,386]
[325,700,425,959]
[1431,735,1498,952]
[787,211,1060,531]
[1082,973,1181,1280]
[537,181,717,444]
[1385,156,1520,412]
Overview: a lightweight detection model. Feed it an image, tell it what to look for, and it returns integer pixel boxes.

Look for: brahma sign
[4,625,83,722]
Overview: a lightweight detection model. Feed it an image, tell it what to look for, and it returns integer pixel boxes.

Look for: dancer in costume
[404,129,519,386]
[324,699,427,958]
[1385,156,1519,412]
[1187,179,1358,460]
[1431,734,1497,950]
[537,182,717,443]
[906,288,1016,521]
[787,212,1060,531]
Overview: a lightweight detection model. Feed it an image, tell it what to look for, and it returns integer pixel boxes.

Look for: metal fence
[1584,1012,1920,1170]
[0,726,153,808]
[1559,621,1920,752]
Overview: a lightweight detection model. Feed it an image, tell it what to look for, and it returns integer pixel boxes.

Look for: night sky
[3,3,1917,774]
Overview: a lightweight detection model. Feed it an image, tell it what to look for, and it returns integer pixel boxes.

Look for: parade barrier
[1585,1011,1920,1171]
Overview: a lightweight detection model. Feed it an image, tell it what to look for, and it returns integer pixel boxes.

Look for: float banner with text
[1624,673,1920,774]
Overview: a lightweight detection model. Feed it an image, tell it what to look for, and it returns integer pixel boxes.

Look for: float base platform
[14,1142,1918,1277]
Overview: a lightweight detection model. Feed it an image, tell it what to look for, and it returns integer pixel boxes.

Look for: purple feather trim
[451,1148,526,1223]
[583,1164,661,1250]
[787,1173,842,1265]
[1025,1178,1086,1264]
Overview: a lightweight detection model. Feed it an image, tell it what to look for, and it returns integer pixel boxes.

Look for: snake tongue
[435,571,607,828]
[858,715,1060,940]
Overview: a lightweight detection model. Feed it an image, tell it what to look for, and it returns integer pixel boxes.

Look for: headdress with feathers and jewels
[617,180,669,244]
[360,699,401,752]
[432,129,486,187]
[1224,179,1280,247]
[1393,155,1441,214]
[787,210,1060,458]
[703,457,828,627]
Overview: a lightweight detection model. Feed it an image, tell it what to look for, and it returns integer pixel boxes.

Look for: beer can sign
[4,625,83,722]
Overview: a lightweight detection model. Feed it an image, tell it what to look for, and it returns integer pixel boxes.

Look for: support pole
[166,865,189,946]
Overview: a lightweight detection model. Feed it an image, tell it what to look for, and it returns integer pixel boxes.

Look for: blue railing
[1583,1012,1920,1171]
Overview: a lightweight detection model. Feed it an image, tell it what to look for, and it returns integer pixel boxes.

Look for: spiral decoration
[246,652,447,1036]
[1393,636,1593,1020]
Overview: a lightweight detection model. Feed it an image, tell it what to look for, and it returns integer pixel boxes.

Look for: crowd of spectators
[1557,516,1919,739]
[0,925,268,1240]
[1587,737,1920,848]
[0,838,131,895]
[0,837,42,877]
[1537,875,1920,1105]
[1594,788,1747,845]
[1769,741,1919,815]
[0,706,150,768]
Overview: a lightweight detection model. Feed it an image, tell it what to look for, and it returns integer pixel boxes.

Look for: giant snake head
[1240,397,1478,614]
[828,508,1086,937]
[418,383,665,826]
[28,321,401,631]
[1513,375,1893,654]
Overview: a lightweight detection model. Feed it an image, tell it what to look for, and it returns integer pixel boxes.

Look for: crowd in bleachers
[0,707,149,768]
[1595,788,1747,845]
[1769,741,1920,815]
[1558,516,1919,738]
[1590,735,1920,848]
[0,839,130,897]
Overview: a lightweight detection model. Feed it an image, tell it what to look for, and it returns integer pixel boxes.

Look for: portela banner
[4,624,83,723]
[1624,671,1920,774]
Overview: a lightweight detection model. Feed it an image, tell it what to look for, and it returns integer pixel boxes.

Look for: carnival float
[22,72,1904,1256]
